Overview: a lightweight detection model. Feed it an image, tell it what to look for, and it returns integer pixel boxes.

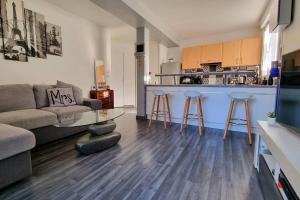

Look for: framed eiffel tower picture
[25,9,47,59]
[0,0,28,62]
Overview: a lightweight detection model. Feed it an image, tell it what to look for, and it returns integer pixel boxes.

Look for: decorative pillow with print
[47,88,76,107]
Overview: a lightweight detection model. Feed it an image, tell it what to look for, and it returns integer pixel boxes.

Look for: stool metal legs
[223,100,252,145]
[148,95,172,129]
[180,97,204,135]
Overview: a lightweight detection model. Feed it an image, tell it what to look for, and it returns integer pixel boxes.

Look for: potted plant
[267,112,276,126]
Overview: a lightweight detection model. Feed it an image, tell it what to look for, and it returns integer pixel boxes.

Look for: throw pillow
[33,84,55,108]
[57,80,83,105]
[47,88,76,107]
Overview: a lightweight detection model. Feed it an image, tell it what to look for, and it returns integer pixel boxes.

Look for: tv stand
[255,121,300,199]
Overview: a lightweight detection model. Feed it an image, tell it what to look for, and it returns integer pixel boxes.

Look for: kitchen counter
[146,84,276,88]
[146,85,277,133]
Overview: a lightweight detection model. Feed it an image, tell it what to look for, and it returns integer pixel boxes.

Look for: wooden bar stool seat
[148,90,172,129]
[223,92,253,144]
[180,91,205,135]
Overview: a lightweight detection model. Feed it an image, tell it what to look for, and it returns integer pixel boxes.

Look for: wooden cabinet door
[222,40,241,67]
[240,37,262,66]
[182,46,201,69]
[201,43,223,64]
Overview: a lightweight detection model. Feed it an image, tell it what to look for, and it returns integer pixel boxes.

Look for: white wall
[167,47,182,63]
[149,41,159,83]
[149,41,169,84]
[282,0,300,54]
[0,0,108,97]
[159,44,168,64]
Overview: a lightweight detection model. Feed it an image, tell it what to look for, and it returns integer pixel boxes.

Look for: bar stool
[148,90,172,129]
[223,92,253,144]
[180,91,205,135]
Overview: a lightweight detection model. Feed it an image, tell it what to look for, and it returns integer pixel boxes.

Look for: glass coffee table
[55,108,125,128]
[55,108,125,155]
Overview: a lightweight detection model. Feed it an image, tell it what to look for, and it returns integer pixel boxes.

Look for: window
[261,25,280,77]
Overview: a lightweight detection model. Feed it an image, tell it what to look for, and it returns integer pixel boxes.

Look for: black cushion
[88,121,116,136]
[75,132,121,155]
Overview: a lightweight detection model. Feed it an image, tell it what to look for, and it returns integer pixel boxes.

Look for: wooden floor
[0,113,264,200]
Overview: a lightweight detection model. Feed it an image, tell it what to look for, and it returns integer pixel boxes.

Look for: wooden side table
[90,90,114,109]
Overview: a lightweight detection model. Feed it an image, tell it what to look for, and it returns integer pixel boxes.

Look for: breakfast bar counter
[146,84,277,133]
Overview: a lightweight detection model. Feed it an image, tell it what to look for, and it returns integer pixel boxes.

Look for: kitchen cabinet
[201,43,222,64]
[240,37,262,66]
[182,46,202,69]
[182,36,262,69]
[222,40,242,67]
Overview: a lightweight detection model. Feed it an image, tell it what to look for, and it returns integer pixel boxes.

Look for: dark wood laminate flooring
[0,113,264,200]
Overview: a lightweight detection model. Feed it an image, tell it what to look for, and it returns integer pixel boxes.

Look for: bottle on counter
[268,75,273,85]
[262,77,268,85]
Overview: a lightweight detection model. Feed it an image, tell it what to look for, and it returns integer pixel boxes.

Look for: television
[276,49,300,132]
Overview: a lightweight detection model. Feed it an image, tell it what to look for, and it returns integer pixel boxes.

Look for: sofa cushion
[33,84,55,108]
[47,88,76,107]
[0,124,36,160]
[57,81,83,105]
[41,105,91,118]
[0,84,36,112]
[0,109,58,130]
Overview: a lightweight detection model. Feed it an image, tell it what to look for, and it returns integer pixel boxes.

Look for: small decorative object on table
[267,112,276,126]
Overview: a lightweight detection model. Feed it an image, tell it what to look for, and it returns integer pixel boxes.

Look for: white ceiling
[137,0,270,41]
[44,0,124,28]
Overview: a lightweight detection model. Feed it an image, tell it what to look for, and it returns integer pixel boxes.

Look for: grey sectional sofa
[0,83,101,145]
[0,123,35,190]
[0,83,101,190]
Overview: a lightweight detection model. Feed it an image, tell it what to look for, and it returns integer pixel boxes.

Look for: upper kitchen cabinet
[201,43,223,64]
[182,46,202,69]
[222,40,242,67]
[240,37,262,66]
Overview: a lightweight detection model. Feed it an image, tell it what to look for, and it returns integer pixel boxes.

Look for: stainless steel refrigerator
[160,62,181,85]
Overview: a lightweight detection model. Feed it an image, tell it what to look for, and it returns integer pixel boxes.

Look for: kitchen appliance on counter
[180,76,202,84]
[160,62,181,85]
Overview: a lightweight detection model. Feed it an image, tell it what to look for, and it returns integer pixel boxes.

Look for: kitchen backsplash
[184,64,257,85]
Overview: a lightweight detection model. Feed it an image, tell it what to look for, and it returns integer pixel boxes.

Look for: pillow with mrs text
[47,88,76,107]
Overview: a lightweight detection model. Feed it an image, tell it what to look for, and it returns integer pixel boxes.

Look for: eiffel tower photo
[1,0,27,62]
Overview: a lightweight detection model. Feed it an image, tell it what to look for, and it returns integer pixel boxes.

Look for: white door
[111,49,125,107]
[110,42,136,107]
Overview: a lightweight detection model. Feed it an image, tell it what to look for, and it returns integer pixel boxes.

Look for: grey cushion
[0,109,58,130]
[33,84,55,108]
[0,84,36,112]
[57,81,83,105]
[0,123,36,160]
[41,105,91,117]
[47,88,76,107]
